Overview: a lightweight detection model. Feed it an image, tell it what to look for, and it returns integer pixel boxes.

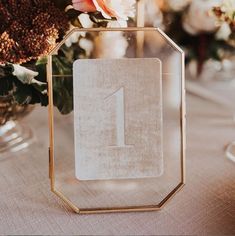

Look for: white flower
[78,13,94,28]
[93,19,129,58]
[183,0,222,35]
[144,0,163,27]
[65,27,81,47]
[166,0,191,11]
[79,38,94,56]
[65,14,94,47]
[220,0,235,19]
[92,0,136,20]
[216,22,232,40]
[94,30,128,58]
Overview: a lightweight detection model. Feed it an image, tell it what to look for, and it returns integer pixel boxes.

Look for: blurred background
[142,0,235,80]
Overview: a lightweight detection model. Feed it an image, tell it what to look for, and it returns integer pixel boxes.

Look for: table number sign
[73,58,163,180]
[47,28,185,214]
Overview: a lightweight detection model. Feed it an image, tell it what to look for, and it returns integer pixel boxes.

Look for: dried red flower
[0,0,69,64]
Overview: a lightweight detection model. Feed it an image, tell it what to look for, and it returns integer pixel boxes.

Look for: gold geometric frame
[47,27,186,214]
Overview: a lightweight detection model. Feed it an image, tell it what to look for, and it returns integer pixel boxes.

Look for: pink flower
[72,0,96,12]
[73,0,135,20]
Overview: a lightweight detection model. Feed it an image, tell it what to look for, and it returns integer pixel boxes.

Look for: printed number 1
[105,87,132,147]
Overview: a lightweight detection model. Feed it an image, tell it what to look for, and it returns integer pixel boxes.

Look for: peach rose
[73,0,135,20]
[72,0,96,12]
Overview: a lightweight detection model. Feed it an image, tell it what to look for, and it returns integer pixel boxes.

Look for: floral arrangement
[1,0,234,117]
[0,0,136,114]
[212,0,235,44]
[145,0,235,74]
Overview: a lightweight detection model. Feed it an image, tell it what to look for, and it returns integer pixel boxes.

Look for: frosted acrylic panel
[50,28,184,210]
[73,58,163,180]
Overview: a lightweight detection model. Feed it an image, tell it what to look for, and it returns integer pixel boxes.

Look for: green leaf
[13,80,33,105]
[0,76,14,96]
[36,57,48,66]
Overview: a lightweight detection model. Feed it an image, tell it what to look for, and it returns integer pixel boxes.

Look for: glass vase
[0,96,34,155]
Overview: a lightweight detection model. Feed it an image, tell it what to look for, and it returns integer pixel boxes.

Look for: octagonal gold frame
[47,27,186,214]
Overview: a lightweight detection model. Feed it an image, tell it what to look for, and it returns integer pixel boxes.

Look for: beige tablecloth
[0,81,235,235]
